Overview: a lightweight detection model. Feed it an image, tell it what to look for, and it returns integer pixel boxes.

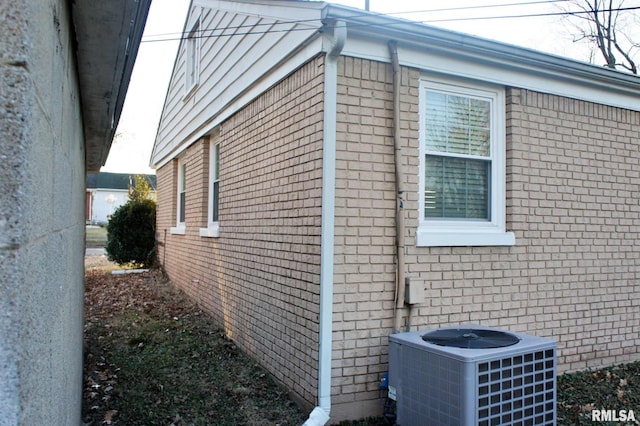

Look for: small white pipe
[304,19,346,426]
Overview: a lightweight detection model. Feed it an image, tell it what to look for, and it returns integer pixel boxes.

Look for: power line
[142,0,570,40]
[422,5,640,23]
[387,0,571,15]
[141,18,320,41]
[140,4,640,44]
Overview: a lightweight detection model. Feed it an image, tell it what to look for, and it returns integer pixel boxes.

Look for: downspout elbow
[327,20,346,58]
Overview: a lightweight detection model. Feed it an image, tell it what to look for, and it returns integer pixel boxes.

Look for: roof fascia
[323,4,640,109]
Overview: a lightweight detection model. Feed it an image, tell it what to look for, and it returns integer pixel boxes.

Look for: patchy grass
[86,225,108,249]
[557,362,640,425]
[84,256,640,425]
[83,262,306,425]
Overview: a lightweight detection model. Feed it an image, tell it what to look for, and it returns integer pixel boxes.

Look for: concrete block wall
[0,0,85,423]
[331,56,640,416]
[156,55,326,408]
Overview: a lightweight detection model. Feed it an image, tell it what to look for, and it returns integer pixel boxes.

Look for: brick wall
[156,51,640,420]
[506,88,640,370]
[156,55,326,407]
[331,56,640,417]
[331,57,398,418]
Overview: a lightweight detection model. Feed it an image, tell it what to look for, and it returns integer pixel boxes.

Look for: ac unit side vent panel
[389,325,557,426]
[476,349,556,425]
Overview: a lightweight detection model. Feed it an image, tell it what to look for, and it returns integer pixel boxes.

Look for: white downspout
[303,19,346,426]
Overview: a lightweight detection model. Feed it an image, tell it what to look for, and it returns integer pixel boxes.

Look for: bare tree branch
[561,0,638,73]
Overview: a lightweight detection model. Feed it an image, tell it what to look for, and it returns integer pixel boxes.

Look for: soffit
[72,0,151,172]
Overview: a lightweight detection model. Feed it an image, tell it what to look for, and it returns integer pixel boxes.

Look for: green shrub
[105,199,156,267]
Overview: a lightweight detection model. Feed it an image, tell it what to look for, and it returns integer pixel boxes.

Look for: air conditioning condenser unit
[389,325,556,426]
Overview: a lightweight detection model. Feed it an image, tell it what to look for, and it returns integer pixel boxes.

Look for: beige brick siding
[332,57,397,414]
[506,88,640,370]
[156,55,326,407]
[332,56,640,415]
[157,51,640,420]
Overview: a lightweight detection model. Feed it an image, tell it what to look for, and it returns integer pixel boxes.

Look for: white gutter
[303,19,346,426]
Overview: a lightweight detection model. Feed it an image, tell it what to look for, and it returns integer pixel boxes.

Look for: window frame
[200,140,220,238]
[184,18,200,97]
[170,157,187,235]
[417,76,515,247]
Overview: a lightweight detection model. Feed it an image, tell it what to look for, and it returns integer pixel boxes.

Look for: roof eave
[72,0,152,173]
[323,4,640,98]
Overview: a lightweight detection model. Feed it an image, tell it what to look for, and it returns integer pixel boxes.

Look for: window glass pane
[212,181,219,222]
[180,164,186,191]
[425,155,490,220]
[179,192,186,223]
[425,92,447,152]
[213,145,219,180]
[469,98,490,156]
[187,38,194,85]
[425,90,490,157]
[447,95,468,129]
[178,161,186,223]
[186,22,199,89]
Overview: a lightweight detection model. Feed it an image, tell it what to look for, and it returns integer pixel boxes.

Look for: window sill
[199,224,219,238]
[169,226,186,235]
[416,227,515,247]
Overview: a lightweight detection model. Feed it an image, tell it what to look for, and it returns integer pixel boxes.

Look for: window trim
[417,76,515,247]
[184,18,200,98]
[200,141,220,238]
[170,157,187,235]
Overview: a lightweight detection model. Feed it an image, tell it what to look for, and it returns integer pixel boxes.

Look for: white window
[170,157,187,234]
[200,141,220,238]
[185,19,200,95]
[417,77,515,247]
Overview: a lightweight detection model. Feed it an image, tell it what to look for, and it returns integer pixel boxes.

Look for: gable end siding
[156,55,326,407]
[152,4,323,167]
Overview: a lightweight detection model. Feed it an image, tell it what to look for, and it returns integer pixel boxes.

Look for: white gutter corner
[305,18,346,426]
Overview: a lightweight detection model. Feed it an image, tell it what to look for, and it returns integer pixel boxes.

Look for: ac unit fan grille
[477,349,555,426]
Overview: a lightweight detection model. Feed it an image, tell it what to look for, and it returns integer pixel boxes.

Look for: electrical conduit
[389,41,408,334]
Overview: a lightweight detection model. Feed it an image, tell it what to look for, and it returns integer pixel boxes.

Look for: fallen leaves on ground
[82,258,306,425]
[557,362,640,425]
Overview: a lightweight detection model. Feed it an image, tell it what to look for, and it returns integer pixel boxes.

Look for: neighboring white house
[86,173,156,225]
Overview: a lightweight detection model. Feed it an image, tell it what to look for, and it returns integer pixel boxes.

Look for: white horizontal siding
[152,0,640,168]
[152,1,324,167]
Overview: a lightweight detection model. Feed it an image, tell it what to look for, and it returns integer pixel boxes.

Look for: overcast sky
[102,0,637,174]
